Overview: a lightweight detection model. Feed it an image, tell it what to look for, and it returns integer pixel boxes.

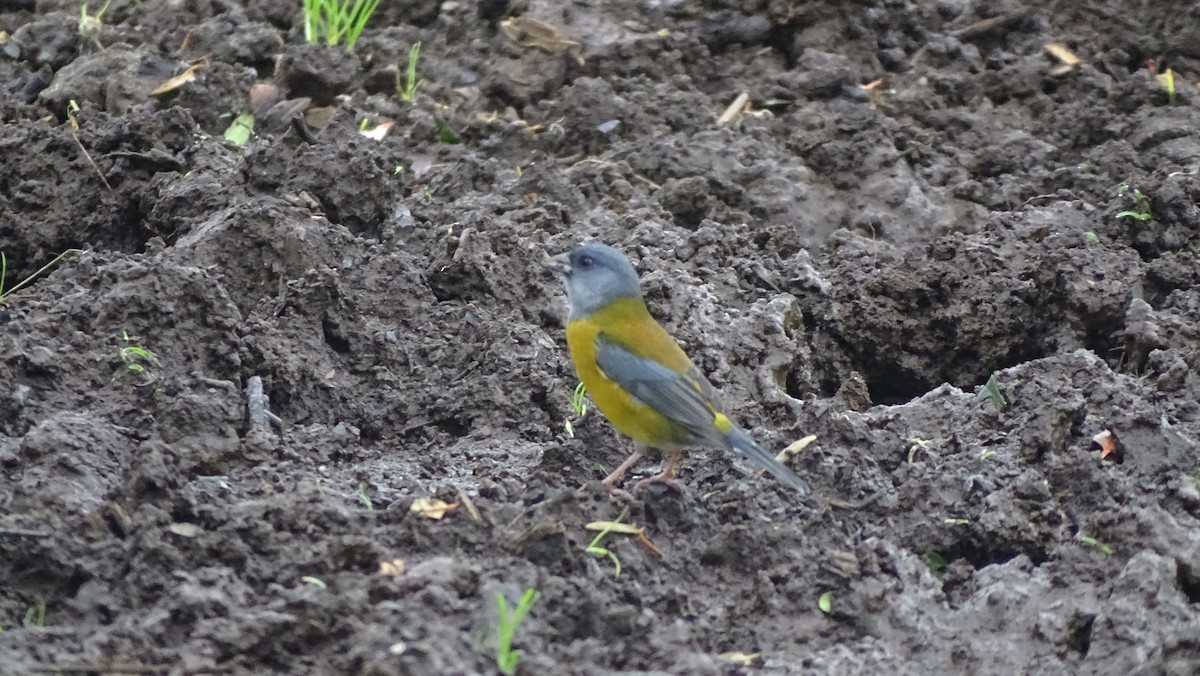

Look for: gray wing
[595,335,722,441]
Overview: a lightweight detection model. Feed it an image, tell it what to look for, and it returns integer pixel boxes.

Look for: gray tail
[725,427,807,495]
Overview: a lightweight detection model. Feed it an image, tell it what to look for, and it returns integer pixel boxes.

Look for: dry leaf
[1044,43,1081,77]
[379,558,407,578]
[585,521,644,535]
[150,62,206,96]
[718,652,762,666]
[1091,429,1124,462]
[1044,43,1081,66]
[167,523,201,538]
[776,434,817,463]
[360,121,394,141]
[411,496,459,520]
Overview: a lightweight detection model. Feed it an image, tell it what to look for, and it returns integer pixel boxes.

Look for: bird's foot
[632,474,685,495]
[604,486,638,503]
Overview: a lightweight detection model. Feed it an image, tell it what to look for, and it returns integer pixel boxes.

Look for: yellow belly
[565,300,694,450]
[575,358,689,449]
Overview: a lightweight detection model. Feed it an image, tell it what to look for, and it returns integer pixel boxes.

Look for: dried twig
[66,101,112,192]
[459,492,482,522]
[716,92,750,126]
[0,528,54,538]
[0,249,83,304]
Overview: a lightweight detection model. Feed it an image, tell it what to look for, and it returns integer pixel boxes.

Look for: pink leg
[601,449,644,488]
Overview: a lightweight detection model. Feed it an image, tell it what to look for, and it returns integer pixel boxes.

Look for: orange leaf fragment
[410,496,459,520]
[150,61,207,96]
[1091,429,1124,462]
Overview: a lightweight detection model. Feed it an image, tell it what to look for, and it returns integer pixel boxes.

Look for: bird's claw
[604,485,638,503]
[632,475,685,495]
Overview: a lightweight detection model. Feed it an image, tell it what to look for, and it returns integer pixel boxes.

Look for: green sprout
[355,483,374,511]
[435,119,460,144]
[301,576,327,589]
[397,42,422,102]
[1160,68,1177,106]
[1077,533,1113,556]
[23,600,46,627]
[944,517,970,526]
[119,331,159,375]
[977,373,1007,409]
[585,507,628,577]
[495,588,539,676]
[223,112,254,146]
[79,0,114,39]
[301,0,381,52]
[979,449,996,461]
[1116,183,1152,221]
[818,591,832,614]
[570,382,588,417]
[565,383,589,437]
[1084,231,1099,244]
[924,551,948,573]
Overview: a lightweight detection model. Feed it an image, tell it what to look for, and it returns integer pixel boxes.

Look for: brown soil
[3,1,1200,674]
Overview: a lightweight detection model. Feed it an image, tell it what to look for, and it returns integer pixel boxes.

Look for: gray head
[546,243,643,319]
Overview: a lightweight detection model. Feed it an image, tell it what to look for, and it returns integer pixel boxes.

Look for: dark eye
[577,254,594,269]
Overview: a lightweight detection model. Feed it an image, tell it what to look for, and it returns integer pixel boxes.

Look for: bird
[546,243,807,495]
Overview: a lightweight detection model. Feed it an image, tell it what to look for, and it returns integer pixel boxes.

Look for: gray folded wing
[594,335,723,443]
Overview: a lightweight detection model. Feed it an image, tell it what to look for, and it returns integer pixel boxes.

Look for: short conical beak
[543,252,571,277]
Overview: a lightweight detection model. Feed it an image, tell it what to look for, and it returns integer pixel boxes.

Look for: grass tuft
[495,588,539,675]
[397,42,422,102]
[302,0,380,52]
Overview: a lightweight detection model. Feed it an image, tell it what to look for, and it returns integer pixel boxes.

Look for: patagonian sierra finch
[547,243,807,495]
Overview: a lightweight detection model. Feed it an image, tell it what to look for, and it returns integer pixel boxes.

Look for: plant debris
[378,559,407,578]
[410,496,459,519]
[1043,43,1081,76]
[150,61,207,96]
[1091,429,1124,463]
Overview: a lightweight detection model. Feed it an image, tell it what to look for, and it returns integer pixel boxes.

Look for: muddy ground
[2,0,1199,674]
